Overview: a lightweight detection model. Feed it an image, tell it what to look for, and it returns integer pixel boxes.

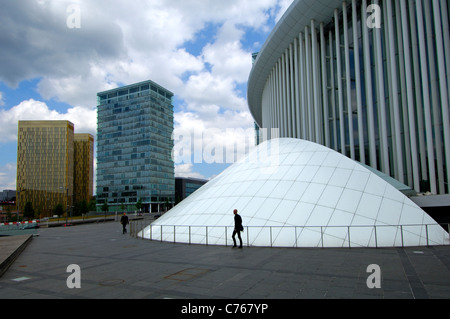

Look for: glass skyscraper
[96,80,175,213]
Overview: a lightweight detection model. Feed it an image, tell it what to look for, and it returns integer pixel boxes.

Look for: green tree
[88,198,97,211]
[101,202,109,219]
[136,198,143,212]
[6,205,12,222]
[73,200,89,217]
[165,197,170,211]
[53,204,64,217]
[101,202,109,213]
[23,201,35,220]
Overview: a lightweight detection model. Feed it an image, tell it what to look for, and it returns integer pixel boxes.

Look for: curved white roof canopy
[140,139,448,248]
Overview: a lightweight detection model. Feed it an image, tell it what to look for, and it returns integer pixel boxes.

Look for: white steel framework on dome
[247,0,450,196]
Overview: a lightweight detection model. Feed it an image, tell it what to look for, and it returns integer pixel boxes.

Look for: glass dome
[140,138,449,248]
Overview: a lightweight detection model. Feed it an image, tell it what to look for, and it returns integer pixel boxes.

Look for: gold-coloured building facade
[74,134,94,204]
[16,121,94,218]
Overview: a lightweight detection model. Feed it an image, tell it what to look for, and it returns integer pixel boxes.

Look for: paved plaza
[1,220,450,302]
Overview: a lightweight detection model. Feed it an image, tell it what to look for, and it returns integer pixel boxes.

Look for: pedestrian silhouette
[120,213,129,234]
[232,209,243,248]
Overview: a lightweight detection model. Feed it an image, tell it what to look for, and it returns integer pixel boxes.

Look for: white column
[400,0,420,192]
[432,0,450,191]
[278,58,283,136]
[343,2,355,160]
[263,82,270,133]
[395,0,412,186]
[286,48,292,137]
[270,66,275,133]
[272,72,277,134]
[320,23,330,148]
[383,0,399,179]
[299,32,307,140]
[281,53,287,138]
[275,60,281,135]
[273,70,277,135]
[272,65,277,134]
[268,71,274,135]
[352,0,365,164]
[305,26,313,141]
[280,56,286,137]
[334,9,346,156]
[373,0,389,175]
[294,37,301,139]
[311,19,321,144]
[408,1,428,183]
[284,49,291,137]
[441,0,450,108]
[424,0,445,193]
[385,0,404,183]
[416,0,437,194]
[361,0,377,168]
[289,43,295,138]
[329,30,338,151]
[275,65,280,133]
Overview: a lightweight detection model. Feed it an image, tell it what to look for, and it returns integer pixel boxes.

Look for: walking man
[120,213,129,234]
[232,209,243,248]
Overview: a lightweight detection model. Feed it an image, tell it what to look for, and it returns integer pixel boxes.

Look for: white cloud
[0,99,97,143]
[0,0,287,105]
[0,0,294,179]
[173,110,255,166]
[274,0,294,22]
[202,22,253,83]
[175,164,207,180]
[182,72,248,112]
[0,163,17,190]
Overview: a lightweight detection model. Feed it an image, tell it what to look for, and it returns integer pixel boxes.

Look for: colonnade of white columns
[259,0,450,194]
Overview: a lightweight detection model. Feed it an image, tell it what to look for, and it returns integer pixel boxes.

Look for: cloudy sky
[0,0,293,191]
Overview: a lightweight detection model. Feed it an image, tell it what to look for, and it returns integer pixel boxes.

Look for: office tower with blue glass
[96,80,175,213]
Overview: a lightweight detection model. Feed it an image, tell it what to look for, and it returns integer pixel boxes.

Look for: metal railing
[129,220,450,248]
[0,222,39,236]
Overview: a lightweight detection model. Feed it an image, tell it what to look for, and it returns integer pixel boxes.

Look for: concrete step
[0,235,33,278]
